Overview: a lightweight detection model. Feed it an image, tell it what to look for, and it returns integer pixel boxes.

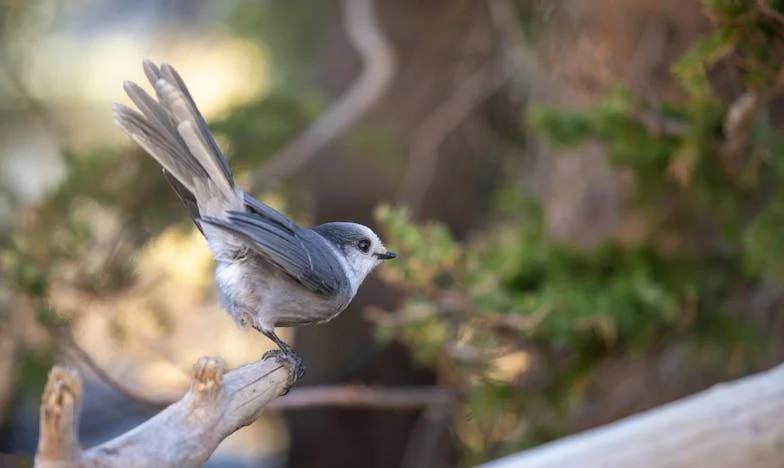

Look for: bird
[111,60,397,391]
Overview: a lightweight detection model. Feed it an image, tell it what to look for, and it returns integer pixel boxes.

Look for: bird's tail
[112,60,241,219]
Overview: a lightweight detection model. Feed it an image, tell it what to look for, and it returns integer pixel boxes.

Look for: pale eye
[357,239,371,253]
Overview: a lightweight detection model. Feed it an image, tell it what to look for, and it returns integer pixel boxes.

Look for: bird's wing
[198,207,349,298]
[242,192,301,232]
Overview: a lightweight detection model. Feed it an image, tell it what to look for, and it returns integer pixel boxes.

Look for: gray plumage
[112,60,396,388]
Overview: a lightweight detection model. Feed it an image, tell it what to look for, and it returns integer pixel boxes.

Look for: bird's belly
[214,260,344,330]
[269,292,341,328]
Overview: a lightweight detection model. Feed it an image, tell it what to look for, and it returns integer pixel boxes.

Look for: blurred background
[1,0,784,466]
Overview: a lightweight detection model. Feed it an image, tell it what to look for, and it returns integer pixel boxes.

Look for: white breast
[215,261,245,293]
[322,242,363,296]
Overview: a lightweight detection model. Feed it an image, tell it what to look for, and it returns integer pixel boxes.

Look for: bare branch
[480,362,784,468]
[54,323,456,414]
[251,0,396,191]
[56,326,175,411]
[33,346,452,468]
[396,68,503,212]
[34,355,292,468]
[755,0,784,25]
[396,0,543,213]
[720,68,784,163]
[487,0,540,77]
[268,384,456,411]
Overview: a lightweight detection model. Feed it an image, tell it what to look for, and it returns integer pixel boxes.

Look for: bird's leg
[258,327,306,395]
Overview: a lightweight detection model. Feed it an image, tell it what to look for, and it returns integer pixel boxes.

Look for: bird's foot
[262,348,306,395]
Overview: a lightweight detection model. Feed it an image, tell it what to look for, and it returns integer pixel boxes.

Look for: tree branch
[396,2,508,213]
[268,384,456,410]
[480,362,784,468]
[396,68,503,212]
[251,0,396,192]
[755,0,784,25]
[34,355,291,468]
[51,321,457,415]
[55,325,175,411]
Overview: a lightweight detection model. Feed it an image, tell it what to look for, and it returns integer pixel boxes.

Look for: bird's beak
[375,251,397,260]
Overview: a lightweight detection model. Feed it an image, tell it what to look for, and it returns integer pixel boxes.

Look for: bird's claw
[263,348,306,395]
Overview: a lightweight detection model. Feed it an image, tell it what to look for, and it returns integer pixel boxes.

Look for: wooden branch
[57,322,455,413]
[34,355,291,468]
[480,362,784,468]
[36,366,83,467]
[268,384,456,410]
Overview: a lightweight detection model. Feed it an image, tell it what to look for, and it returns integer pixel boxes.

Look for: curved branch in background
[55,325,176,411]
[480,362,784,468]
[53,319,456,414]
[34,356,291,468]
[755,0,784,25]
[396,0,538,213]
[251,0,396,191]
[396,69,503,212]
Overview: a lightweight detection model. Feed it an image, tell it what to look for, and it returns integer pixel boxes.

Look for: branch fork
[34,355,292,468]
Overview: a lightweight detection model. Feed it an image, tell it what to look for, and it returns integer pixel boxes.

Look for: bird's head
[312,222,396,290]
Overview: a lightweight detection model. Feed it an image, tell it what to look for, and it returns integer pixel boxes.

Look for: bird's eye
[357,239,371,253]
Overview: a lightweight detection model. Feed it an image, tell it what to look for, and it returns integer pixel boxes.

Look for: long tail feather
[112,60,240,219]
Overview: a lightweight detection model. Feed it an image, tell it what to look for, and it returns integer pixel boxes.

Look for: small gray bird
[112,60,396,389]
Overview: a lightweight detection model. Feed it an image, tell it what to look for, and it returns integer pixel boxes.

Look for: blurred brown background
[2,0,782,467]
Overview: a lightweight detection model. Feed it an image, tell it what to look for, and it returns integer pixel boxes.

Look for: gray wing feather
[198,212,349,298]
[242,192,300,231]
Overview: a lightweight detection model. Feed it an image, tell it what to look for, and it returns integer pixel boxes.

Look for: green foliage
[744,194,784,279]
[376,199,761,462]
[373,1,784,463]
[675,1,784,93]
[671,28,734,98]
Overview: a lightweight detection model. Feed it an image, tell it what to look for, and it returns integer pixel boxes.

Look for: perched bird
[112,60,396,389]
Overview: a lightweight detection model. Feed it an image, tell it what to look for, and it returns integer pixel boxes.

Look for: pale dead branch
[480,362,784,468]
[251,0,396,191]
[34,355,291,468]
[32,351,455,468]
